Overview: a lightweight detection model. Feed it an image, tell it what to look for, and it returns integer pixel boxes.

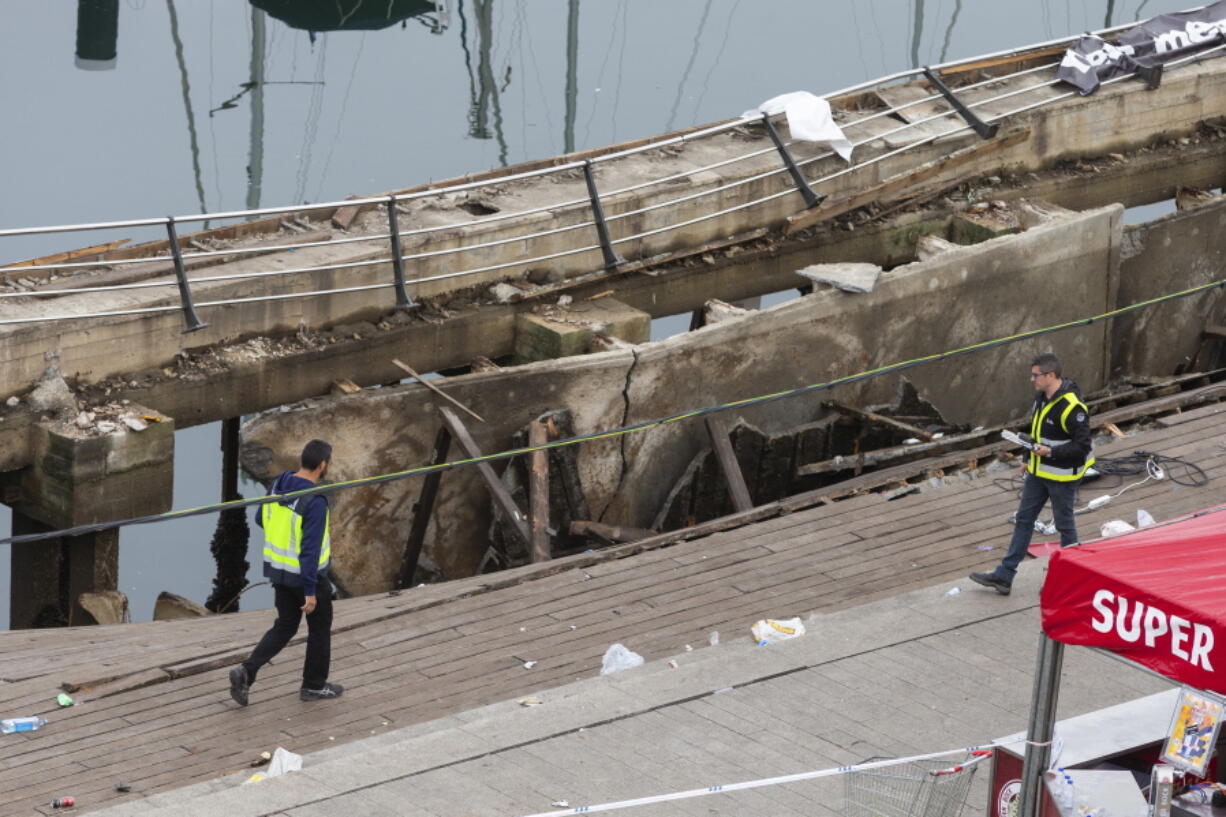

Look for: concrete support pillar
[9,511,118,628]
[6,406,173,628]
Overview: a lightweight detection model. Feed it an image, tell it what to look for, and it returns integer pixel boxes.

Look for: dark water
[0,0,1194,627]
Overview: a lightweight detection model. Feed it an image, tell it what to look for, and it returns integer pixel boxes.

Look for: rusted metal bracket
[582,160,626,271]
[921,66,999,140]
[386,196,417,310]
[165,217,208,333]
[761,112,825,210]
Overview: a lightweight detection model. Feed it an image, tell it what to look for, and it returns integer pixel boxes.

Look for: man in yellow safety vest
[970,353,1095,596]
[229,439,342,704]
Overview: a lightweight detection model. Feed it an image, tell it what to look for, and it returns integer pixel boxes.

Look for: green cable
[1,273,1223,547]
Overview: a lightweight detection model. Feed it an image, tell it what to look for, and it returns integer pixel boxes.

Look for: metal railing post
[386,196,416,310]
[582,160,626,271]
[922,66,1000,140]
[165,216,208,333]
[761,113,825,209]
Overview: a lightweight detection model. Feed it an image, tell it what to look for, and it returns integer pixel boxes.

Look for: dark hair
[1032,353,1062,377]
[301,439,332,470]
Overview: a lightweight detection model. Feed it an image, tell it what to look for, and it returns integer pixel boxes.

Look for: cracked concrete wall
[1111,195,1226,378]
[240,353,633,594]
[242,204,1120,592]
[600,204,1119,525]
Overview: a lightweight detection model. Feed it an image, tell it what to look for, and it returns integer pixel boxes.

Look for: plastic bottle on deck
[1,717,48,733]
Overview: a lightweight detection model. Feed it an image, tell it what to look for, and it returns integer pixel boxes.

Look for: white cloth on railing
[742,91,853,162]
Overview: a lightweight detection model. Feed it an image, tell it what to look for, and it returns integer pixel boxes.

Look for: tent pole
[1020,634,1065,817]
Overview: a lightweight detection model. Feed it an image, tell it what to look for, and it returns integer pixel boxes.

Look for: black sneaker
[229,665,250,707]
[300,682,344,701]
[969,572,1012,596]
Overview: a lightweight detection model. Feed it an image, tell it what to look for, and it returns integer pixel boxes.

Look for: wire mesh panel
[843,757,979,817]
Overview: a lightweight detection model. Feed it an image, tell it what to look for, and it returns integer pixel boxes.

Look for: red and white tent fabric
[1041,505,1226,696]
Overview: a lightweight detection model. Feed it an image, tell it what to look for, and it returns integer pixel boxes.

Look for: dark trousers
[996,473,1079,582]
[242,582,333,689]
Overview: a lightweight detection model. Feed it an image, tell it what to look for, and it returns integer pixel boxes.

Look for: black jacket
[1030,377,1093,470]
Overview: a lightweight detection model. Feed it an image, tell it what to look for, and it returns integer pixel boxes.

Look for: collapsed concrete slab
[241,201,1124,593]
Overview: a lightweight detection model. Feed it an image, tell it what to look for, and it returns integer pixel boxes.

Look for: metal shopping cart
[843,752,991,817]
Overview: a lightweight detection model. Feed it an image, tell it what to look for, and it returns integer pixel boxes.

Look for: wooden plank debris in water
[438,406,531,547]
[704,415,753,513]
[528,420,551,562]
[784,127,1031,234]
[397,426,452,588]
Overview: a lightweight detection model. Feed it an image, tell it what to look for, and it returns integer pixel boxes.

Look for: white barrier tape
[517,743,1003,817]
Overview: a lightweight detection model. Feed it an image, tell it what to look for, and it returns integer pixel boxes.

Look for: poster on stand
[1160,688,1224,775]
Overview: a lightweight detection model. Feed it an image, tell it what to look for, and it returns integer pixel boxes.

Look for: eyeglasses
[1029,371,1048,380]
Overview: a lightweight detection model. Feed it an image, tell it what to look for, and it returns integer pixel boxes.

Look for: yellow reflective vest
[261,495,331,581]
[1027,391,1095,482]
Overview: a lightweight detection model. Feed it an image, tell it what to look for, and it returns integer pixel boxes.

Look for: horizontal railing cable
[0,62,1088,306]
[0,13,1151,243]
[0,269,1222,547]
[2,40,1219,320]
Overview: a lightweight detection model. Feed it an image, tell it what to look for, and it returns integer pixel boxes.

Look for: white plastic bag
[751,617,806,645]
[741,92,854,161]
[600,643,644,675]
[1137,509,1157,528]
[245,747,302,784]
[1101,519,1136,537]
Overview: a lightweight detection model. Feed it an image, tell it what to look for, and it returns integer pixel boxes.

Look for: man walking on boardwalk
[970,354,1094,596]
[229,439,343,705]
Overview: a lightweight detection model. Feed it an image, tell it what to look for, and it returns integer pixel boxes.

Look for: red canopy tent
[1014,504,1226,816]
[1041,504,1226,696]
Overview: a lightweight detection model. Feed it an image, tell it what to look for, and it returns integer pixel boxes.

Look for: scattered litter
[551,801,569,808]
[945,587,963,597]
[684,644,693,652]
[519,627,527,632]
[1,716,48,733]
[932,432,945,439]
[518,697,543,707]
[260,747,303,779]
[600,643,645,675]
[742,91,854,160]
[50,797,75,809]
[556,295,573,307]
[1101,519,1137,537]
[115,783,131,793]
[708,631,720,646]
[750,617,806,645]
[56,693,74,707]
[120,414,147,432]
[4,396,17,407]
[522,660,538,670]
[668,660,679,670]
[713,687,734,695]
[1137,509,1156,528]
[569,625,577,631]
[903,437,921,445]
[976,545,996,551]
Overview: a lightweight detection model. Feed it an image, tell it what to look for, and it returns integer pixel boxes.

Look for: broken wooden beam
[438,406,531,547]
[829,402,935,441]
[396,426,452,588]
[704,414,753,513]
[569,520,657,546]
[392,358,485,423]
[784,127,1030,235]
[528,420,551,563]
